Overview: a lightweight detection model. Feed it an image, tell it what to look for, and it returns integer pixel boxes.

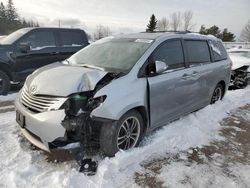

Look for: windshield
[68,37,153,72]
[228,51,250,58]
[0,28,31,45]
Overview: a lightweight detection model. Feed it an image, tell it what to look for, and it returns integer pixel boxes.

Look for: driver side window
[149,40,185,74]
[19,30,56,49]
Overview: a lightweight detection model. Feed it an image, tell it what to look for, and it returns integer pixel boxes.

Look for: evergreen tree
[0,2,6,34]
[221,28,235,42]
[21,18,27,26]
[0,0,39,35]
[6,0,17,21]
[35,21,39,27]
[205,25,221,38]
[199,25,235,42]
[199,25,206,35]
[0,2,5,18]
[146,14,157,32]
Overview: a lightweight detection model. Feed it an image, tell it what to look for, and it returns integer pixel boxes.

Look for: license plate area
[16,111,26,128]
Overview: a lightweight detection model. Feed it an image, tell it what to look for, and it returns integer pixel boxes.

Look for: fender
[91,75,148,121]
[0,61,13,80]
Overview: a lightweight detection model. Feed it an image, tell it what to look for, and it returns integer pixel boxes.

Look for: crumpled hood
[25,62,108,97]
[230,55,250,70]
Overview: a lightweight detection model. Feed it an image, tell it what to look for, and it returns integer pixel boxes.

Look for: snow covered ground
[0,93,17,102]
[0,87,250,188]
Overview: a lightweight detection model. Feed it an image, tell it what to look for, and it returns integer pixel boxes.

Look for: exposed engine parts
[59,72,119,175]
[79,158,98,175]
[61,111,100,175]
[231,66,250,89]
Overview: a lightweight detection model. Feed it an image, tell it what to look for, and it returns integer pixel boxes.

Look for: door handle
[50,52,59,55]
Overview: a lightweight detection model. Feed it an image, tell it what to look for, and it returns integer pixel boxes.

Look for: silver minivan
[15,32,231,157]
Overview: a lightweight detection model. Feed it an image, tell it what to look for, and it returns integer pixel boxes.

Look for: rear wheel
[240,72,250,89]
[210,84,223,104]
[100,110,143,157]
[246,72,250,86]
[0,70,10,95]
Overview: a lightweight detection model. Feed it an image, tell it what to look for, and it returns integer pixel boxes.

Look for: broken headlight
[62,94,106,116]
[62,94,88,116]
[87,95,107,110]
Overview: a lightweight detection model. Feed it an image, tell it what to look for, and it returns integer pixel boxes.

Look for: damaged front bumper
[15,91,110,152]
[15,93,67,151]
[230,67,250,88]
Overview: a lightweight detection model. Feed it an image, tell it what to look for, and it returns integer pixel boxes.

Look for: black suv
[0,27,89,95]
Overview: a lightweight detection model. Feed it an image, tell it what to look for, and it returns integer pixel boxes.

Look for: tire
[247,77,250,85]
[245,73,250,86]
[210,83,224,104]
[0,70,10,95]
[234,71,249,89]
[100,110,144,157]
[240,72,249,89]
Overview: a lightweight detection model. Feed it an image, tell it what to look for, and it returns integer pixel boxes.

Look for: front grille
[21,87,62,113]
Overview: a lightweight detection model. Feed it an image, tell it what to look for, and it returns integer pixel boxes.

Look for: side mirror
[19,42,31,53]
[155,60,168,74]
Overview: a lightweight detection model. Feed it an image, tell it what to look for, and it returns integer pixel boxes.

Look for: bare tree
[182,10,195,31]
[157,17,169,31]
[93,25,112,40]
[170,12,181,31]
[240,20,250,42]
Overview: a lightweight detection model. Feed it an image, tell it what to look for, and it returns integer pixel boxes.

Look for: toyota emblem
[29,85,37,94]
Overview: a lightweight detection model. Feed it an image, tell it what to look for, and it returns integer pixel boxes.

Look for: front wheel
[210,84,223,104]
[100,110,143,157]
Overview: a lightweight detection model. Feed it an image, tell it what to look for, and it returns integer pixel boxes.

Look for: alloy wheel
[117,116,141,150]
[211,87,222,104]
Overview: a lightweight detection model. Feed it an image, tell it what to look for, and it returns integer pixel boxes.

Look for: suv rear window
[59,30,85,46]
[185,40,211,65]
[209,40,227,61]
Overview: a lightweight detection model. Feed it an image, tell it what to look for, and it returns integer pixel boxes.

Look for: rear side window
[59,30,85,46]
[209,40,227,61]
[20,30,56,49]
[152,40,185,70]
[185,40,211,65]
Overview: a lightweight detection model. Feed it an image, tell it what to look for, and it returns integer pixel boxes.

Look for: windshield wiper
[67,60,105,71]
[63,59,70,64]
[80,64,105,71]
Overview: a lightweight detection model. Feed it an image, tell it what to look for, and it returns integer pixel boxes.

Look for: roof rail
[141,30,200,34]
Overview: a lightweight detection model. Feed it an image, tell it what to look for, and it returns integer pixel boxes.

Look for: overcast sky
[2,0,250,37]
